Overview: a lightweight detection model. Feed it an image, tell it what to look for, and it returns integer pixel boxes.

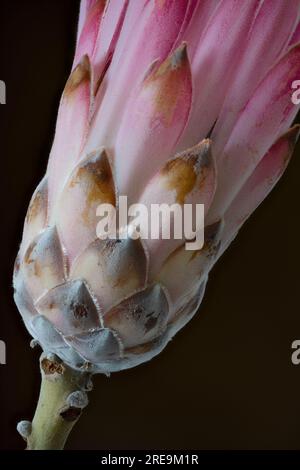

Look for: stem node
[18,353,92,450]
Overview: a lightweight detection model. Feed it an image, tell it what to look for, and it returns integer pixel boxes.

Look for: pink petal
[114,44,193,203]
[208,43,300,223]
[178,0,260,150]
[85,0,189,152]
[91,0,129,88]
[172,0,200,50]
[99,0,148,77]
[57,149,116,264]
[212,0,300,159]
[222,125,300,250]
[47,56,92,218]
[77,1,99,45]
[178,0,219,60]
[76,1,129,89]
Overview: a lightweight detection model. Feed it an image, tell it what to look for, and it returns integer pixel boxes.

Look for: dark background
[0,0,300,451]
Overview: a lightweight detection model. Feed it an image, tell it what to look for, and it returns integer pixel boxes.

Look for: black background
[0,0,300,451]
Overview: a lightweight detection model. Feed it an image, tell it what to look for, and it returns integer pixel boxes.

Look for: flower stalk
[18,354,92,450]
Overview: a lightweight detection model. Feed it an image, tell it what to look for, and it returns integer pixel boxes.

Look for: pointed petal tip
[21,226,66,302]
[285,124,300,148]
[64,327,123,364]
[140,42,189,83]
[84,146,110,167]
[164,42,189,72]
[201,137,212,146]
[70,146,116,208]
[104,283,169,349]
[64,54,91,97]
[147,42,190,82]
[186,138,214,169]
[170,42,188,69]
[167,138,213,171]
[161,139,216,205]
[205,218,224,241]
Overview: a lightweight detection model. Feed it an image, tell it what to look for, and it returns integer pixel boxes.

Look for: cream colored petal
[57,149,116,263]
[21,226,65,302]
[35,279,102,336]
[105,284,169,348]
[71,237,148,312]
[21,177,48,256]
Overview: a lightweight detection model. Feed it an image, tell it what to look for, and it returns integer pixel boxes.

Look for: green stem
[18,354,92,450]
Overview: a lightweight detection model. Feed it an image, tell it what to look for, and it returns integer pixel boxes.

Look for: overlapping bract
[14,0,300,374]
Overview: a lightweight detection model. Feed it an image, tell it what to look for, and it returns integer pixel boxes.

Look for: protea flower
[14,0,300,450]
